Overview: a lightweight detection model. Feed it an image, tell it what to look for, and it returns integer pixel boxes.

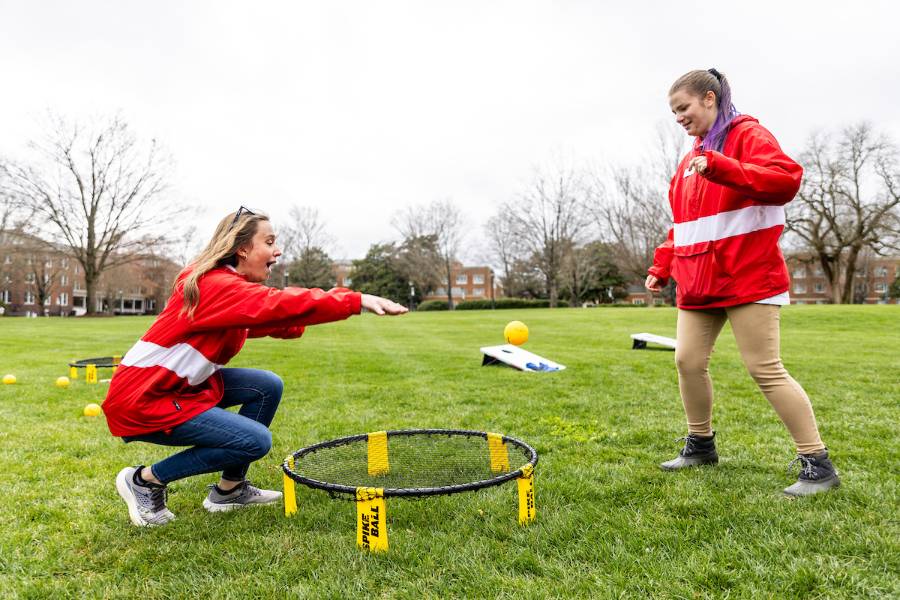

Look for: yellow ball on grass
[2,374,16,385]
[83,403,102,417]
[56,376,70,388]
[504,321,529,346]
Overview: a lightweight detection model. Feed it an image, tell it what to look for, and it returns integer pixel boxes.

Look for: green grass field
[1,306,898,598]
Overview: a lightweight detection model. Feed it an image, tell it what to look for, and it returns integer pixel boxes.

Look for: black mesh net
[69,356,120,368]
[285,429,537,498]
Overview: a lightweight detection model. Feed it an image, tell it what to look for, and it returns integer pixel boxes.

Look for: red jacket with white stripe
[102,266,361,436]
[648,115,802,309]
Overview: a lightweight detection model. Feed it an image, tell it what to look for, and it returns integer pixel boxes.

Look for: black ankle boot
[660,432,719,471]
[783,450,840,497]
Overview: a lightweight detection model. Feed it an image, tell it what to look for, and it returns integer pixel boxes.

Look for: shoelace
[674,436,696,454]
[137,485,168,512]
[788,455,816,478]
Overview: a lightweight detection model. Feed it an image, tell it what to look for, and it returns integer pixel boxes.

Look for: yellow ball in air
[83,403,102,417]
[56,376,70,388]
[2,374,16,385]
[504,321,529,346]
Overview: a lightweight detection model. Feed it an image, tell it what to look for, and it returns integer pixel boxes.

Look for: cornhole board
[480,344,566,372]
[630,333,676,350]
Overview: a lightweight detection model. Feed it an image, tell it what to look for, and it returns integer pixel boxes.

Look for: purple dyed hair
[669,68,739,153]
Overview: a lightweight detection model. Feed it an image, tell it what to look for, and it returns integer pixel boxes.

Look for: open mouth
[266,260,276,272]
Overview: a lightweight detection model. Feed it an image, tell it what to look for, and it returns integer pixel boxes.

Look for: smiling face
[669,88,718,138]
[235,220,281,283]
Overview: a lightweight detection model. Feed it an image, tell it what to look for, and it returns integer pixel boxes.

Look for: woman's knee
[261,370,284,402]
[675,351,708,377]
[240,422,273,460]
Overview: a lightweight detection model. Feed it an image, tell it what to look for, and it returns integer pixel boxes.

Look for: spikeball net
[67,356,122,383]
[282,429,538,552]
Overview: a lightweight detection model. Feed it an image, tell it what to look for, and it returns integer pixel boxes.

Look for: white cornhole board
[630,333,676,350]
[480,344,566,372]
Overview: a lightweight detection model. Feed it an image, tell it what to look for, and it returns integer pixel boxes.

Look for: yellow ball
[2,374,15,385]
[56,376,71,388]
[83,403,102,417]
[504,321,529,346]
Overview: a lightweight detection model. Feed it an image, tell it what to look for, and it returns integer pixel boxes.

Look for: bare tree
[8,115,177,315]
[280,205,335,288]
[786,123,900,303]
[506,161,593,307]
[484,210,526,297]
[393,199,465,308]
[0,162,34,233]
[590,121,687,286]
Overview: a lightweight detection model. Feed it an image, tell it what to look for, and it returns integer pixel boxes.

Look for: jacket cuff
[349,292,362,315]
[703,150,721,178]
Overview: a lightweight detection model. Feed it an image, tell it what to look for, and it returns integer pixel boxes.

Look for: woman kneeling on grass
[103,207,407,526]
[646,69,839,497]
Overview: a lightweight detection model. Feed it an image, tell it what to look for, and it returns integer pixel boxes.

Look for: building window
[62,258,68,269]
[451,287,466,298]
[24,291,35,305]
[25,272,35,283]
[792,267,806,278]
[814,282,825,293]
[632,298,645,305]
[61,275,68,286]
[58,293,69,306]
[813,265,824,276]
[43,296,51,306]
[472,287,484,297]
[472,274,484,285]
[455,274,468,285]
[875,267,888,277]
[875,282,886,293]
[793,283,806,294]
[2,255,10,265]
[1,290,9,303]
[434,287,446,296]
[74,281,83,291]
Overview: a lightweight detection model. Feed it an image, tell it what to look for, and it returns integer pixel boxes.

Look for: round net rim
[282,428,538,498]
[68,356,120,368]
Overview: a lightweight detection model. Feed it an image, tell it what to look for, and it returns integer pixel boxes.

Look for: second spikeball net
[282,429,538,552]
[67,356,122,383]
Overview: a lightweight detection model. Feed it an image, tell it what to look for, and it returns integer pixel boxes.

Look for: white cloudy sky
[2,1,899,260]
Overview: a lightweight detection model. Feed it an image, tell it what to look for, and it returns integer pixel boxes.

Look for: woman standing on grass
[103,207,407,526]
[646,69,839,496]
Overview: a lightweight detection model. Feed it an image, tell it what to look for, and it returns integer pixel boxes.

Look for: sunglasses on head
[228,206,256,231]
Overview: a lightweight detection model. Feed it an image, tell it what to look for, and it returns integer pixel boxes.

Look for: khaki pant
[675,303,825,454]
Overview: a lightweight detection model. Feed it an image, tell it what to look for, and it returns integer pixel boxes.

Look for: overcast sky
[2,1,899,261]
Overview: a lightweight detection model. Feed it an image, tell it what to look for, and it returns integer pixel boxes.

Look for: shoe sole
[783,474,841,497]
[660,457,719,471]
[202,496,282,513]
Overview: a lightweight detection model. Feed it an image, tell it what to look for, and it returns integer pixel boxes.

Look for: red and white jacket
[649,115,803,309]
[102,266,361,436]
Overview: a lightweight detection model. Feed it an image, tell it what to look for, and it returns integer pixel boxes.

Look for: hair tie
[707,68,723,81]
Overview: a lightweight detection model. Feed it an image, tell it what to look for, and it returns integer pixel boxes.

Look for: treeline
[3,115,899,315]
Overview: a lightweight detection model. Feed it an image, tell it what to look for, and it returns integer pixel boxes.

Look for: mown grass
[0,306,898,599]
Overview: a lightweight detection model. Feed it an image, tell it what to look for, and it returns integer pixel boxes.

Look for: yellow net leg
[86,364,98,384]
[367,431,390,476]
[356,487,388,552]
[487,432,510,473]
[69,366,78,379]
[284,456,297,517]
[517,464,536,525]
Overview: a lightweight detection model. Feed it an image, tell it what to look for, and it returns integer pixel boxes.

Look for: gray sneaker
[202,480,283,512]
[783,450,840,497]
[115,466,176,527]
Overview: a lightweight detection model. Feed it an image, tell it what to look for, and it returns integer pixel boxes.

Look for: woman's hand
[361,294,409,316]
[688,155,708,175]
[645,275,662,293]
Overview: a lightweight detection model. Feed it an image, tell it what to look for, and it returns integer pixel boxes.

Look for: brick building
[422,264,501,304]
[0,229,181,317]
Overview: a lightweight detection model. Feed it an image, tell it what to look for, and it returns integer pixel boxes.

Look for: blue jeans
[123,368,284,484]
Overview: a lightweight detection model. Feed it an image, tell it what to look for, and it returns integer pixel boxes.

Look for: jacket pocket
[671,242,734,305]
